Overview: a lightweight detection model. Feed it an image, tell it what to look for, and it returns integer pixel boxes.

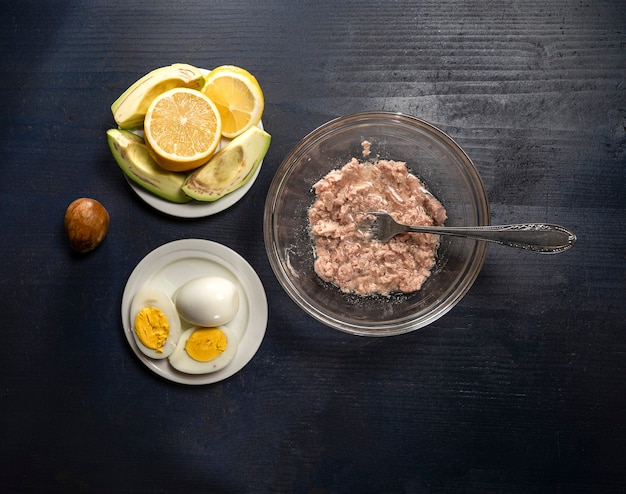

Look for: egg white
[174,276,240,327]
[168,326,238,374]
[130,287,181,359]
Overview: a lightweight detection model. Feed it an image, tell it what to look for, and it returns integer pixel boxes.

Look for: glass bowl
[263,111,490,336]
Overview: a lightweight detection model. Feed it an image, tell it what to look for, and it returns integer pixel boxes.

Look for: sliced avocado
[182,126,271,202]
[111,63,205,129]
[107,129,192,203]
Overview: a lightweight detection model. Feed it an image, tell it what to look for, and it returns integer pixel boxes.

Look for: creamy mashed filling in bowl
[263,111,490,336]
[309,157,447,295]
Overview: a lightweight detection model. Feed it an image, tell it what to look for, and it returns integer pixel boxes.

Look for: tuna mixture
[308,157,447,295]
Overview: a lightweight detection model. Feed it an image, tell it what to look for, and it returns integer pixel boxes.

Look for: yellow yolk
[134,306,170,353]
[185,328,228,362]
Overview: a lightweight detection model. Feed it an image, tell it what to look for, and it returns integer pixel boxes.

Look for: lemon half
[144,87,222,172]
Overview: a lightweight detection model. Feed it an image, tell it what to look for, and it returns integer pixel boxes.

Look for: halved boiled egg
[168,326,238,374]
[130,287,181,359]
[174,276,240,327]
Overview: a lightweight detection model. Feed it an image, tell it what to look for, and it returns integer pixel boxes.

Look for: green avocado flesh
[182,126,271,202]
[107,129,192,203]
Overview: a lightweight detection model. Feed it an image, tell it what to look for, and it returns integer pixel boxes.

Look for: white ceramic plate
[120,67,265,218]
[121,239,268,385]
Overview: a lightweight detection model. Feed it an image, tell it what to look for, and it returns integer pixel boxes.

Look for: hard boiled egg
[168,326,238,374]
[130,287,181,359]
[174,276,240,327]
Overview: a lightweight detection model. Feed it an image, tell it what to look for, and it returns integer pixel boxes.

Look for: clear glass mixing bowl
[264,111,490,336]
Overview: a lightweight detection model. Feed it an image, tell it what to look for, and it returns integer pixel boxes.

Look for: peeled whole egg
[130,287,181,359]
[174,276,240,327]
[168,326,238,374]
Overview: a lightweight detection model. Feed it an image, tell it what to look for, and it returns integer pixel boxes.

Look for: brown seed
[64,198,110,253]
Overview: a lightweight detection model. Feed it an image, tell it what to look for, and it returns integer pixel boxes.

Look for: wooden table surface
[2,1,625,492]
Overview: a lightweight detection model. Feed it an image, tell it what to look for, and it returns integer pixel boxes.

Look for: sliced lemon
[144,87,222,172]
[201,65,264,138]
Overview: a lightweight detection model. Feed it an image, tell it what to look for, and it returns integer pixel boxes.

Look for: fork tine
[356,212,376,240]
[360,211,399,242]
[366,212,384,241]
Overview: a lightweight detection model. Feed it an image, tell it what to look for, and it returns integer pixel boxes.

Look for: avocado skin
[182,126,271,202]
[107,129,192,203]
[111,64,205,129]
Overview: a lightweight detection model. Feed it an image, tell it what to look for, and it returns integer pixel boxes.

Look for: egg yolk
[134,307,170,353]
[185,328,228,362]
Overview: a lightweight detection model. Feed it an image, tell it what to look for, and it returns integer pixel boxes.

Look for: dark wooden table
[2,1,625,492]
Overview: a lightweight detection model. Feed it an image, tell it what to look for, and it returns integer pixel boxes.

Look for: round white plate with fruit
[107,64,270,218]
[121,239,268,385]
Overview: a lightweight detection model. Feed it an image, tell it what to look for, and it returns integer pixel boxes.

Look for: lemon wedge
[201,65,264,138]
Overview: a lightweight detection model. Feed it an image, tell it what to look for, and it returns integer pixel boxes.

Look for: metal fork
[360,212,577,254]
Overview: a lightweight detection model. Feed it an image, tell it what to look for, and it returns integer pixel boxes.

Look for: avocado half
[182,126,271,202]
[107,129,192,203]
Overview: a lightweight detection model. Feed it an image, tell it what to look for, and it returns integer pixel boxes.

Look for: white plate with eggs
[121,239,268,385]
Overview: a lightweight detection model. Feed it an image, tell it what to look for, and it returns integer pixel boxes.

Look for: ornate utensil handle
[407,223,577,253]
